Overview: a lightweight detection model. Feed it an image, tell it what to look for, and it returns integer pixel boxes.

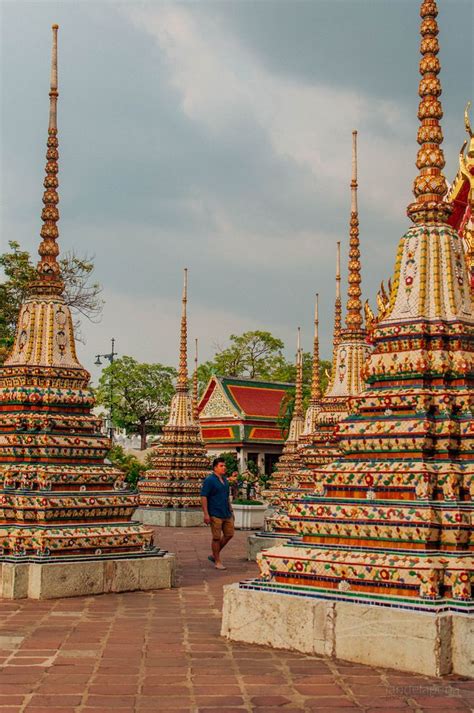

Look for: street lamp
[94,337,118,440]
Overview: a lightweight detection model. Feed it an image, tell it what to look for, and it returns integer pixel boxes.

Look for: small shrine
[0,26,174,599]
[223,1,473,678]
[135,270,210,526]
[198,376,294,473]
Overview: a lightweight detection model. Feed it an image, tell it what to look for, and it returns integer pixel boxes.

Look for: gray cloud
[1,0,472,377]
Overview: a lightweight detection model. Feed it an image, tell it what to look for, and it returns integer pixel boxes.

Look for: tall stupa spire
[333,241,342,349]
[310,294,321,402]
[177,268,188,392]
[264,327,305,501]
[294,327,303,419]
[33,24,64,296]
[345,130,363,332]
[193,337,199,422]
[407,1,451,224]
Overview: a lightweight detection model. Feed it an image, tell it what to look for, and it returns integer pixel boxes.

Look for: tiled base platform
[0,553,176,599]
[133,507,204,527]
[222,583,474,678]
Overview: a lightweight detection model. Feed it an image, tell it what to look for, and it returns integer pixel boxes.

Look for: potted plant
[232,462,268,530]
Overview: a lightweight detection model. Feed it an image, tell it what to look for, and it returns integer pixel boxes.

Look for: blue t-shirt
[200,473,232,518]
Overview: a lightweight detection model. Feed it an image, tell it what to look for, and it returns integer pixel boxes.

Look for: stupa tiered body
[0,26,175,599]
[223,2,473,677]
[135,271,210,527]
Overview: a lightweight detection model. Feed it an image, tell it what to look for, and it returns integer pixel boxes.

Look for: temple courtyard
[0,527,472,713]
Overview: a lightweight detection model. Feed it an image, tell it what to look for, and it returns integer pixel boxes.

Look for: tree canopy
[96,356,177,449]
[196,328,331,403]
[0,240,103,362]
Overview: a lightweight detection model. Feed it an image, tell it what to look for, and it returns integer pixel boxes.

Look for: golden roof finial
[407,1,451,223]
[294,328,304,419]
[345,130,363,332]
[460,102,474,184]
[310,293,321,403]
[177,268,189,392]
[192,337,199,421]
[465,101,473,141]
[31,24,64,296]
[333,240,342,349]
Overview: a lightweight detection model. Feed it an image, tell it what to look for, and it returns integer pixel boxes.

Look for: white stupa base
[221,583,473,678]
[133,507,204,527]
[1,553,176,600]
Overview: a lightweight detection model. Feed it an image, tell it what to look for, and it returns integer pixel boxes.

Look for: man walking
[201,457,235,570]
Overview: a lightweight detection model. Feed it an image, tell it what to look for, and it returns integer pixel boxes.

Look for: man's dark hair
[212,457,226,469]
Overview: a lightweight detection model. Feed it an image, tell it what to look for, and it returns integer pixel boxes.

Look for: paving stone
[0,527,472,713]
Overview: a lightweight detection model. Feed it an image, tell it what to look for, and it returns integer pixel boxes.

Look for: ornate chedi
[257,298,325,546]
[266,133,372,539]
[264,329,305,506]
[223,2,473,676]
[297,132,371,489]
[0,26,174,599]
[135,270,210,527]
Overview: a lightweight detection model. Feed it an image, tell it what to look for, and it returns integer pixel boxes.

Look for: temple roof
[198,376,294,422]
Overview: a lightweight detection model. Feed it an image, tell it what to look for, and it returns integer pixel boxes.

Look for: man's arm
[201,496,211,525]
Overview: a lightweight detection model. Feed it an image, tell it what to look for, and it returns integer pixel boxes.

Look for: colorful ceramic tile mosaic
[247,0,474,609]
[138,271,210,510]
[0,26,157,561]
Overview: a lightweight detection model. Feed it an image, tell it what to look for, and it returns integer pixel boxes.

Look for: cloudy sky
[1,0,472,380]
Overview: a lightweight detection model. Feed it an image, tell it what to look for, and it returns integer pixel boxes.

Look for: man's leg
[219,518,235,553]
[210,518,223,563]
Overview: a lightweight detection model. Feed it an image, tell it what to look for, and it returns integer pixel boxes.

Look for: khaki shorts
[210,516,235,540]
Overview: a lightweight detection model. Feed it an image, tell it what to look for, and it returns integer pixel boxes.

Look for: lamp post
[94,337,118,440]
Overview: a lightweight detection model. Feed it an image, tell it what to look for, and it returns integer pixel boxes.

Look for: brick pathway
[0,527,472,713]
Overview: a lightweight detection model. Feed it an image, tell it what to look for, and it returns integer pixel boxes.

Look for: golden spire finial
[310,293,321,402]
[345,130,363,332]
[31,24,64,296]
[333,241,342,349]
[294,328,304,419]
[192,337,199,421]
[177,268,189,392]
[407,1,451,223]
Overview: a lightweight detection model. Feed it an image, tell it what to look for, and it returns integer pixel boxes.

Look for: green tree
[212,330,285,380]
[196,360,217,396]
[96,356,177,450]
[0,240,103,362]
[106,443,147,489]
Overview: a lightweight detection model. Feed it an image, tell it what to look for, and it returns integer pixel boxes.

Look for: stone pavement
[0,527,472,713]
